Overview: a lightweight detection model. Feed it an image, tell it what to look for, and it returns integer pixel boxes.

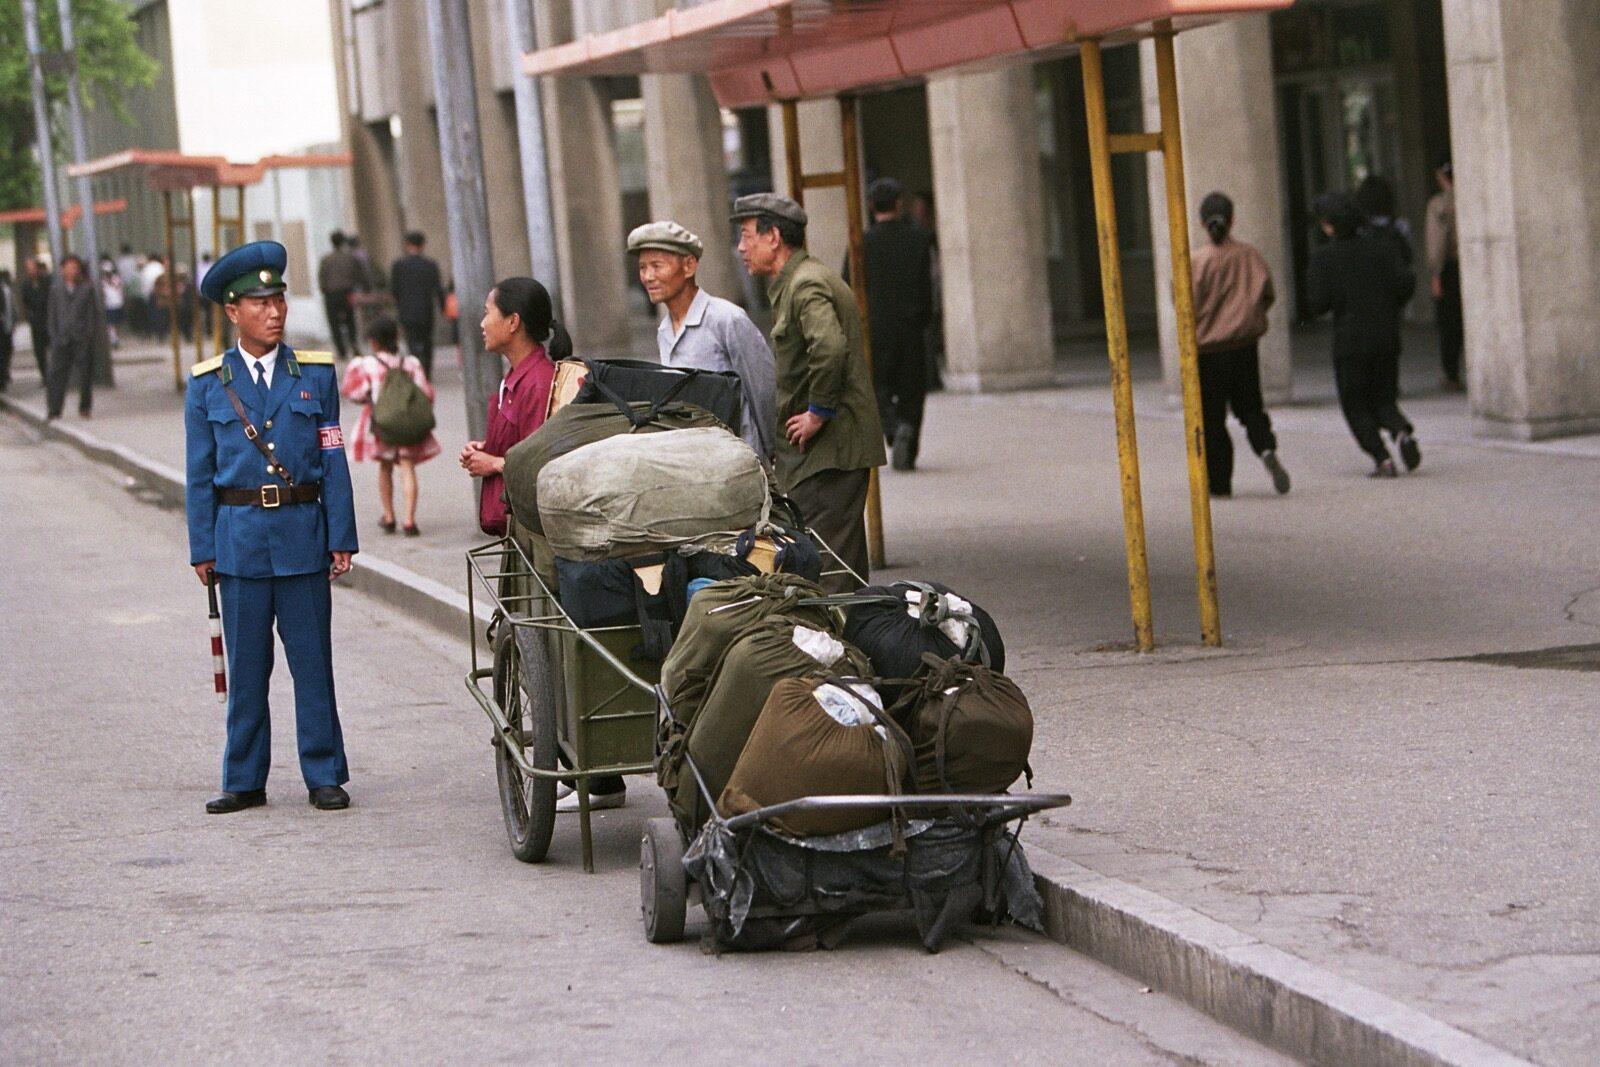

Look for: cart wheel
[493,631,558,863]
[640,817,687,944]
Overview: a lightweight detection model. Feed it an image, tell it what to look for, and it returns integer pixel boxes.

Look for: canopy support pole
[1080,40,1155,652]
[777,98,888,573]
[163,190,183,390]
[212,185,246,357]
[1152,25,1221,647]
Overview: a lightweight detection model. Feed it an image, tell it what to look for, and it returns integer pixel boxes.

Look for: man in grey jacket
[628,220,777,459]
[46,255,103,420]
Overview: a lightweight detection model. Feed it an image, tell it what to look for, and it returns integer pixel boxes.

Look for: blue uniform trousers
[218,571,349,792]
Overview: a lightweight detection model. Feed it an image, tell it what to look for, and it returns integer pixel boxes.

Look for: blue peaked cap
[201,240,289,305]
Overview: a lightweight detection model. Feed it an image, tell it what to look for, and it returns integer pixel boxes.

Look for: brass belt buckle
[260,484,281,508]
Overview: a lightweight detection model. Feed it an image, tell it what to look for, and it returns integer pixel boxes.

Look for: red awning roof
[524,0,1291,107]
[65,149,351,191]
[0,198,128,227]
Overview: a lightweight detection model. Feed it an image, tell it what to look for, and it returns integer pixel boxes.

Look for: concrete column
[470,4,531,279]
[642,74,739,301]
[766,98,849,274]
[1140,18,1293,404]
[393,4,452,276]
[926,67,1053,392]
[534,0,633,356]
[1442,0,1600,439]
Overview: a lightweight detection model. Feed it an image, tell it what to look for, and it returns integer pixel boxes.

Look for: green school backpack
[371,358,436,446]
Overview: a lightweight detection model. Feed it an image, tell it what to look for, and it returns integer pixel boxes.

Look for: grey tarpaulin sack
[501,400,724,534]
[537,426,769,561]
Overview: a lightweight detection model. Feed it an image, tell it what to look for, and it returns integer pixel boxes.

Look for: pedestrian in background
[733,193,885,589]
[1356,174,1413,399]
[628,219,776,459]
[317,230,367,361]
[1426,161,1463,391]
[46,255,103,420]
[0,269,18,391]
[140,253,166,337]
[1191,192,1290,497]
[341,315,440,536]
[855,177,934,471]
[100,258,124,350]
[116,244,145,336]
[196,252,215,343]
[1306,191,1420,478]
[388,231,445,377]
[21,259,52,380]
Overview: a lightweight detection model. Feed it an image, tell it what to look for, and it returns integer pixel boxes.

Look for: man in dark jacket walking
[1306,192,1420,478]
[317,230,367,361]
[45,255,103,420]
[856,177,934,471]
[21,258,52,381]
[388,231,445,376]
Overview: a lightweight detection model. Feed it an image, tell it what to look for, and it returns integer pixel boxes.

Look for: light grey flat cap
[729,193,808,228]
[627,220,704,258]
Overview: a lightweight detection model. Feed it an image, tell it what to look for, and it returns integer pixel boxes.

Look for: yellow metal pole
[163,191,182,390]
[187,190,202,367]
[1153,27,1222,647]
[839,95,887,571]
[780,100,804,206]
[1081,39,1155,652]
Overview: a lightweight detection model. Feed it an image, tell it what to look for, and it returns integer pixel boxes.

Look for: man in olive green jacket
[733,193,885,588]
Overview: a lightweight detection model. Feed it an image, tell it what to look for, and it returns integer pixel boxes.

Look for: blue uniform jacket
[185,344,359,577]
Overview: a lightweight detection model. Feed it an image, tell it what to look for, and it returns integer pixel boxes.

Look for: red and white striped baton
[206,571,227,703]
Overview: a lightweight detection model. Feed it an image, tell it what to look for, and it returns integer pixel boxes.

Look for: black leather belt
[218,483,322,508]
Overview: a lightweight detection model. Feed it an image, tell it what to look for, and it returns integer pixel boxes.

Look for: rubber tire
[641,817,687,943]
[493,631,558,863]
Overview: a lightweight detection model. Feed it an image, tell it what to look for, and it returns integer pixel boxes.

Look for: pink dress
[340,352,442,464]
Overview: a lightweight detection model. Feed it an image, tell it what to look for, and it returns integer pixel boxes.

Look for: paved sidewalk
[7,334,1600,1062]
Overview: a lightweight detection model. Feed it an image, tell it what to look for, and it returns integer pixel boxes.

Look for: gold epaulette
[295,350,335,365]
[191,355,226,377]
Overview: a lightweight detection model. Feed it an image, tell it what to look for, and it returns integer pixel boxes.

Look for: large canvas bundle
[843,581,1006,703]
[719,678,906,837]
[665,618,868,831]
[659,573,830,726]
[892,655,1034,796]
[537,426,769,561]
[501,401,723,535]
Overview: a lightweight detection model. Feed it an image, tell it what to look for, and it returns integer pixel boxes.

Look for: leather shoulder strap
[221,382,296,488]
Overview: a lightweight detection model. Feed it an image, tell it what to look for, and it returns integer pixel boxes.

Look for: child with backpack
[340,315,440,535]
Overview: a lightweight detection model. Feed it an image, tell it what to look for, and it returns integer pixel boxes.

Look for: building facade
[330,0,1600,440]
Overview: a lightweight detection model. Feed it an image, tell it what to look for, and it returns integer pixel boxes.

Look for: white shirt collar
[241,344,279,387]
[659,287,711,350]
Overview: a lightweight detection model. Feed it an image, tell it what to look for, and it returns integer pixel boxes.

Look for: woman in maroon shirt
[458,277,571,535]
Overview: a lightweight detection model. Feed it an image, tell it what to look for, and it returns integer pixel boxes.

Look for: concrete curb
[0,394,490,637]
[1028,850,1531,1066]
[5,394,1531,1067]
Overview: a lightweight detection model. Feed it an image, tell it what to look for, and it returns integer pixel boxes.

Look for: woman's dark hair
[1199,191,1233,245]
[365,313,399,352]
[1354,174,1396,219]
[490,276,573,360]
[1314,191,1362,239]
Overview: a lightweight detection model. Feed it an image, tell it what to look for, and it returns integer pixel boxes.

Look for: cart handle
[719,792,1071,833]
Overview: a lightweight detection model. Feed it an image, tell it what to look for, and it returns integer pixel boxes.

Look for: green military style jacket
[765,248,887,489]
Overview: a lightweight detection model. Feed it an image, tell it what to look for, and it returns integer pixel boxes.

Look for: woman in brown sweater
[1192,192,1290,497]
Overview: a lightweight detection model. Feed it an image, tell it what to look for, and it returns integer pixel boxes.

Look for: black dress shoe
[309,785,350,810]
[206,789,266,814]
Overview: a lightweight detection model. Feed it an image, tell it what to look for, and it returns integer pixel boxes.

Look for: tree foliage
[0,0,158,210]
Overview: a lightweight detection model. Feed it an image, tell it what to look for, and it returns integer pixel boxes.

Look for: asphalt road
[0,418,1289,1065]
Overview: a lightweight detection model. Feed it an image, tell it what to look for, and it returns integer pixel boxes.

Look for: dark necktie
[254,360,267,391]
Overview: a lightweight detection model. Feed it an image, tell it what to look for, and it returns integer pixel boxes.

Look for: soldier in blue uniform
[185,241,359,813]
